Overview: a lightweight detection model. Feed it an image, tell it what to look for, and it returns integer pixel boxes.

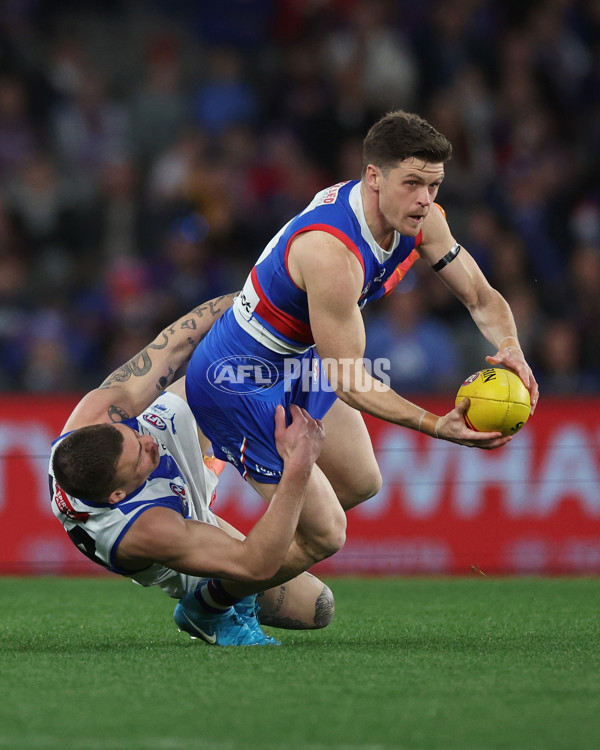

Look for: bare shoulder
[288,230,363,298]
[58,293,239,435]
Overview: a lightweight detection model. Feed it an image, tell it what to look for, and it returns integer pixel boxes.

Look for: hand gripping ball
[456,368,531,436]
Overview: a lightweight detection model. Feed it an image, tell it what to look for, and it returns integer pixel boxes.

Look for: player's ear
[364,164,380,191]
[108,488,126,505]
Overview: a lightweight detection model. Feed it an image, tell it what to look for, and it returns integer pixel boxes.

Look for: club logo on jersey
[206,355,279,394]
[169,482,186,500]
[54,485,90,522]
[143,413,167,430]
[170,482,189,513]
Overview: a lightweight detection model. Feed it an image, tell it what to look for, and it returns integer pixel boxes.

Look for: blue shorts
[185,312,337,483]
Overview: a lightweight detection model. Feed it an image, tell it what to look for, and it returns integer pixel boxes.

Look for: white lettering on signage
[453,432,532,517]
[355,429,455,518]
[536,426,600,517]
[356,422,600,519]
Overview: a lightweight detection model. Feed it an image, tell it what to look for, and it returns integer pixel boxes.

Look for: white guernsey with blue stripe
[49,391,219,598]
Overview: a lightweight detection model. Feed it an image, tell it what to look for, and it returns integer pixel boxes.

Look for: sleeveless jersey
[49,392,219,595]
[232,179,422,355]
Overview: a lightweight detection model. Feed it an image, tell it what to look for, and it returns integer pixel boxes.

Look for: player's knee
[312,524,346,562]
[342,466,382,509]
[301,512,346,563]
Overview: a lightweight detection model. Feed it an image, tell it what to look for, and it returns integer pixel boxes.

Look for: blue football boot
[174,591,271,647]
[234,594,281,646]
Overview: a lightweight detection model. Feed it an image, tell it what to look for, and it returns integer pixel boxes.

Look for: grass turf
[1,576,599,750]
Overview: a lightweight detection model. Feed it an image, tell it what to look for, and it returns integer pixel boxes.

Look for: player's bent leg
[317,397,382,510]
[257,572,335,630]
[213,518,334,631]
[248,462,347,578]
[217,506,346,568]
[212,468,346,604]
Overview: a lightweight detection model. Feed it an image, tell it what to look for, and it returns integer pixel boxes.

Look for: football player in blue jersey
[50,293,334,647]
[184,110,539,584]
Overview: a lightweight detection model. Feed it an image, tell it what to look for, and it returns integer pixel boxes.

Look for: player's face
[376,158,445,237]
[113,423,160,494]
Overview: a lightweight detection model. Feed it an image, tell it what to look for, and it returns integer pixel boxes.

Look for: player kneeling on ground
[49,294,334,647]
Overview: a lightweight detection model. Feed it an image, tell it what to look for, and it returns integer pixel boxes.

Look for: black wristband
[432,244,461,272]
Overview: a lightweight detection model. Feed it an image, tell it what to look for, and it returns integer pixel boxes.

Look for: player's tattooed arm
[107,404,131,422]
[99,345,176,391]
[99,293,237,395]
[63,293,237,432]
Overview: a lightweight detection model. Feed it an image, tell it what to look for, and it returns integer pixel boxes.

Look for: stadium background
[0,0,598,575]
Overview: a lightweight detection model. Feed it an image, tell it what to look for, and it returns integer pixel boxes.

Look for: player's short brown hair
[362,110,453,175]
[52,424,124,503]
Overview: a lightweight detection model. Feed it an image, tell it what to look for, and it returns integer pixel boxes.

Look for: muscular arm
[292,231,441,430]
[62,293,236,432]
[289,231,509,448]
[115,405,325,582]
[419,206,538,411]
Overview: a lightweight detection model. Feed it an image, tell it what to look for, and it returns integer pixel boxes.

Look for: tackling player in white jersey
[49,293,334,647]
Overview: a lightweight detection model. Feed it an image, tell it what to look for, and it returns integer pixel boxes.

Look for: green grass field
[1,576,599,750]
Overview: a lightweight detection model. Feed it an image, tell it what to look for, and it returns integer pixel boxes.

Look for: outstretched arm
[419,205,538,413]
[114,405,325,583]
[62,293,236,432]
[291,231,509,449]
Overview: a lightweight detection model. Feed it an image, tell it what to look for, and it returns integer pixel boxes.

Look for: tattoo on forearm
[99,340,169,391]
[191,293,236,321]
[108,404,130,422]
[156,368,174,392]
[98,294,237,391]
[100,351,153,389]
[207,299,223,316]
[148,332,170,351]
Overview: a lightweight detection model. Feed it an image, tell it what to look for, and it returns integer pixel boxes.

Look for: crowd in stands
[0,0,598,395]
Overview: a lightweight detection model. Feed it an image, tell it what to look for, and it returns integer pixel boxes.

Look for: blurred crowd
[0,0,598,395]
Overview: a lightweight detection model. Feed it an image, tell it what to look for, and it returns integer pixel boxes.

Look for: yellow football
[455,367,531,436]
